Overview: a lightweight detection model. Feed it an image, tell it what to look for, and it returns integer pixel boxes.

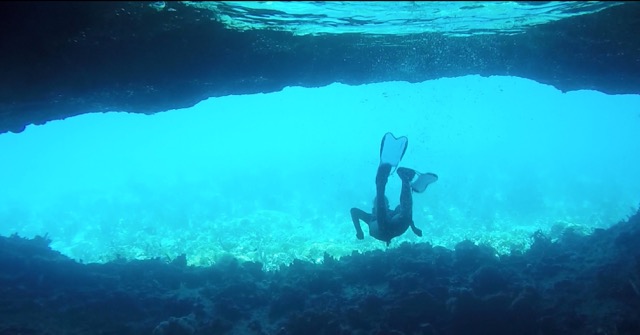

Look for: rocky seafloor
[1,208,639,335]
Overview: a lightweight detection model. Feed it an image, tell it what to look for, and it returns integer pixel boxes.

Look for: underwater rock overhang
[0,1,639,134]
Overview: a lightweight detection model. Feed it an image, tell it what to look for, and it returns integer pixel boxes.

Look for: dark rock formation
[1,1,639,134]
[1,208,640,334]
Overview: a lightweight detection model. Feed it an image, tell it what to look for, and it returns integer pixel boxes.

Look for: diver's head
[372,196,390,215]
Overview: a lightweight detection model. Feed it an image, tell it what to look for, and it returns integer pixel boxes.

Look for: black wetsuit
[351,164,422,246]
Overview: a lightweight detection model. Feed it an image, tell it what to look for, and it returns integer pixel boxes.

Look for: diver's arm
[410,221,423,237]
[350,208,368,239]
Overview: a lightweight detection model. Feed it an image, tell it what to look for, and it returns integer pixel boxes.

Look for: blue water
[1,75,639,268]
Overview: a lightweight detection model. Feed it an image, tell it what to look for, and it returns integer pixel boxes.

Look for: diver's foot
[376,163,392,184]
[397,167,416,182]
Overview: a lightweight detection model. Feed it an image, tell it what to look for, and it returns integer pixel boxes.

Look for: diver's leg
[397,167,423,236]
[375,164,392,225]
[398,169,414,218]
[350,208,373,240]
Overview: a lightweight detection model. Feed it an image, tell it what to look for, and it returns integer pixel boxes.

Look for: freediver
[350,132,438,246]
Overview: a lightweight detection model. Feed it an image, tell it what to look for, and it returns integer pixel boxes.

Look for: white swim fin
[379,132,408,174]
[411,172,438,193]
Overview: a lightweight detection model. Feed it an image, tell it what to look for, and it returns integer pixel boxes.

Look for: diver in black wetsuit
[350,133,437,246]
